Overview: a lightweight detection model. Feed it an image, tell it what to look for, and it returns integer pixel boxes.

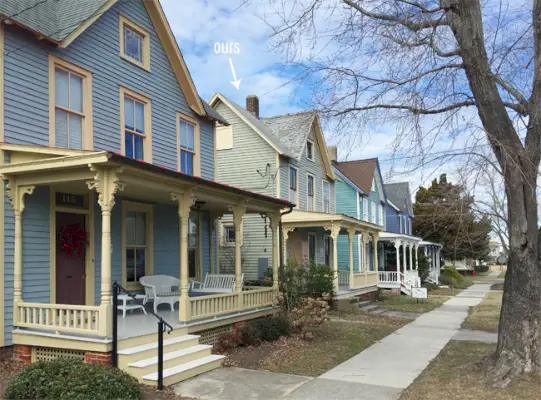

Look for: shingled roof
[333,158,378,194]
[385,182,414,215]
[1,0,111,42]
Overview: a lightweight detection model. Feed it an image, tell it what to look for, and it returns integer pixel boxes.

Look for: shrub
[439,274,454,286]
[291,296,330,338]
[237,324,261,346]
[475,264,489,273]
[423,282,439,291]
[282,260,334,309]
[305,263,334,299]
[5,358,139,400]
[214,331,242,353]
[251,316,291,341]
[441,267,464,282]
[416,250,431,283]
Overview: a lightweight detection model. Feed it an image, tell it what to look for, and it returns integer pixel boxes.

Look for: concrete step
[118,328,189,350]
[360,304,379,311]
[127,344,213,378]
[142,354,226,387]
[358,300,372,307]
[118,335,200,365]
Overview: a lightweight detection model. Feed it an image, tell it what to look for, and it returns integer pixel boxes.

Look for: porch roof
[282,209,382,233]
[0,147,294,212]
[379,232,423,244]
[420,240,443,248]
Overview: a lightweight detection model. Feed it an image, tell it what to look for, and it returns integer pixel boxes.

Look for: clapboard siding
[154,204,180,277]
[213,100,277,196]
[2,0,214,179]
[335,179,360,271]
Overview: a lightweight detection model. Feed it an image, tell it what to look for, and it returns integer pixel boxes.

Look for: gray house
[210,94,382,295]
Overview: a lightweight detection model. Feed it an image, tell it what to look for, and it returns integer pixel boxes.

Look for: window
[289,166,298,204]
[307,174,315,211]
[371,202,376,224]
[49,55,92,150]
[119,14,150,71]
[399,214,403,233]
[363,197,368,221]
[379,204,384,226]
[120,87,152,162]
[308,233,317,265]
[222,224,235,246]
[306,140,314,161]
[322,181,330,213]
[123,202,153,288]
[178,113,200,176]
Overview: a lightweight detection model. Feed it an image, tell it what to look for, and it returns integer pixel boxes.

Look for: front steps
[117,330,225,386]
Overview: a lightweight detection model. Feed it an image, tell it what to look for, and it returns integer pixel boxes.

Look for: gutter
[279,206,294,280]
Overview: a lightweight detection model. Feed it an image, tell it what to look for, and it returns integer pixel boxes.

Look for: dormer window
[119,14,150,71]
[306,140,314,161]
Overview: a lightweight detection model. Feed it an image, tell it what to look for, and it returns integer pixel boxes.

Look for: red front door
[56,212,86,305]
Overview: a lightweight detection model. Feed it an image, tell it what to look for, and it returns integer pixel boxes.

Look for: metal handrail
[112,281,173,390]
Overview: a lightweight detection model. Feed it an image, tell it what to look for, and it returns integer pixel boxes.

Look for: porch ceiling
[379,232,423,244]
[0,146,292,214]
[282,209,382,234]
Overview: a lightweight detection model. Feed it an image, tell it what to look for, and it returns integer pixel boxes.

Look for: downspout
[279,206,294,281]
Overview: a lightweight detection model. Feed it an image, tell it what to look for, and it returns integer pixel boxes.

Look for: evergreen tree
[413,174,491,262]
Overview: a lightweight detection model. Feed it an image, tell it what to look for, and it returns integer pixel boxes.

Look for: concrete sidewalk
[319,284,491,390]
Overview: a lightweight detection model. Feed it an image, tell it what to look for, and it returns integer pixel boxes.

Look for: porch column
[415,244,419,270]
[6,181,35,303]
[171,190,196,323]
[270,212,280,290]
[394,240,401,286]
[327,224,341,293]
[230,203,246,300]
[208,214,222,275]
[347,228,355,290]
[373,233,379,273]
[408,242,413,272]
[403,242,408,271]
[282,227,295,265]
[362,231,369,286]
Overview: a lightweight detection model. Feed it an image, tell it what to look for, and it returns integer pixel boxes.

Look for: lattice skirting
[32,346,85,362]
[197,325,232,345]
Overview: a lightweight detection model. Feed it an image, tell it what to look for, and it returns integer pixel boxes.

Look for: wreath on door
[59,223,88,258]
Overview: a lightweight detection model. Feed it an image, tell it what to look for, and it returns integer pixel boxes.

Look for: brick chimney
[246,95,259,118]
[327,145,337,162]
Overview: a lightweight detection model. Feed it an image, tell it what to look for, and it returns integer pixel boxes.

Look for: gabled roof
[209,93,336,179]
[334,158,378,194]
[385,182,414,215]
[0,0,218,120]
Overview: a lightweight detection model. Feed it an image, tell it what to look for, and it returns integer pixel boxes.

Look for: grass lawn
[376,292,449,313]
[226,313,408,377]
[400,341,541,400]
[462,291,502,333]
[498,271,506,278]
[427,287,462,296]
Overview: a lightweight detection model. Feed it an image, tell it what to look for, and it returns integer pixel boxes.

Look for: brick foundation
[391,289,401,295]
[357,290,377,301]
[13,345,32,365]
[84,351,112,365]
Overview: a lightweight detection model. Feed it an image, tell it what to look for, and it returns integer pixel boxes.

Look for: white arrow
[229,58,242,90]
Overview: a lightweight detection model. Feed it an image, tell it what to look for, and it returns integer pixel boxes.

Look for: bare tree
[260,0,541,386]
[478,167,509,254]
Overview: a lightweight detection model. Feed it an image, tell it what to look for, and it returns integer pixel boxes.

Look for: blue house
[0,0,290,386]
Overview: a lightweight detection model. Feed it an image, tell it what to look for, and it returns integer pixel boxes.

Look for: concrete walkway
[174,284,491,399]
[319,284,491,390]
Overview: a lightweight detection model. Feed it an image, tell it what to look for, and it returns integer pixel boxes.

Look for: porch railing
[338,270,350,285]
[190,292,239,319]
[242,287,276,308]
[379,271,398,283]
[15,302,101,336]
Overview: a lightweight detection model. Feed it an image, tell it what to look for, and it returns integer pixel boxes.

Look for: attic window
[306,140,314,161]
[119,14,150,71]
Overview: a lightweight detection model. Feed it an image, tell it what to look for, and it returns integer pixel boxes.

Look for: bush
[416,250,431,283]
[5,358,140,400]
[214,331,242,353]
[251,316,291,341]
[305,263,334,298]
[237,324,261,346]
[291,297,330,338]
[423,282,439,291]
[475,264,489,273]
[439,274,454,286]
[441,267,464,282]
[282,260,334,309]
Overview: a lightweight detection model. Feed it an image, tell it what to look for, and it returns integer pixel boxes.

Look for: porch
[282,210,382,297]
[377,232,422,290]
[2,146,288,344]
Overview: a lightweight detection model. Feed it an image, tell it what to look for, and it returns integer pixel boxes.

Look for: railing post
[112,282,119,368]
[158,321,164,391]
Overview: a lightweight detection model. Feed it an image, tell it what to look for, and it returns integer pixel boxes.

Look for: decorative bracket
[393,239,402,248]
[324,223,341,240]
[170,189,196,219]
[347,227,356,239]
[6,179,35,214]
[269,212,281,231]
[228,202,247,226]
[86,166,125,211]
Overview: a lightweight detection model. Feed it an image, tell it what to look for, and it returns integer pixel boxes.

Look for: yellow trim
[275,153,281,199]
[144,1,206,116]
[187,308,275,334]
[119,13,151,72]
[59,0,118,48]
[50,188,95,305]
[119,86,153,163]
[12,331,112,352]
[0,143,94,157]
[48,54,94,150]
[0,21,4,143]
[121,200,154,290]
[306,172,316,211]
[321,179,330,213]
[209,93,285,155]
[197,213,203,281]
[312,114,335,180]
[0,148,4,346]
[177,111,201,177]
[288,164,299,207]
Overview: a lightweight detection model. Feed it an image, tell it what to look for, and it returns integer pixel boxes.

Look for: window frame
[220,221,242,247]
[306,173,316,211]
[289,165,299,206]
[308,232,317,265]
[322,180,330,213]
[48,54,93,150]
[371,202,376,224]
[177,112,201,176]
[119,14,150,71]
[399,214,403,233]
[306,140,315,162]
[120,86,152,163]
[362,197,368,221]
[122,201,154,289]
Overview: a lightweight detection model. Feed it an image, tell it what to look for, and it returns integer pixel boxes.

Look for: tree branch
[492,74,530,109]
[342,0,447,32]
[382,33,460,57]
